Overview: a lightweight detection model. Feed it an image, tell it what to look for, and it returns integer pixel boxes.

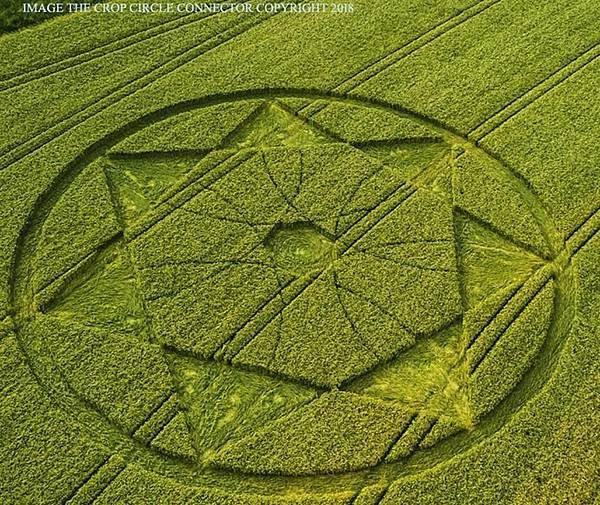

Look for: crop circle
[11,92,571,497]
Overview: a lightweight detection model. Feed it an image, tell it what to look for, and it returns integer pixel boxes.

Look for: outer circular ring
[9,91,573,497]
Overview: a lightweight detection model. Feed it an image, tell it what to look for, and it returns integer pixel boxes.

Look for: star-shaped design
[34,98,554,474]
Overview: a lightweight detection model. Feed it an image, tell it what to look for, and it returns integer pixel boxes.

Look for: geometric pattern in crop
[14,94,566,489]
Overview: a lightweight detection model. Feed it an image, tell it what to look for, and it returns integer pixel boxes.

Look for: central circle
[264,222,337,274]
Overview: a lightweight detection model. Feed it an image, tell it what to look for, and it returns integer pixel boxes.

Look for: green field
[0,1,598,504]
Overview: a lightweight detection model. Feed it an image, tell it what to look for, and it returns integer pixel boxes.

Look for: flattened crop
[1,3,597,503]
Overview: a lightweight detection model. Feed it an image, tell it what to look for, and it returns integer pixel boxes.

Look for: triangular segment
[109,101,262,155]
[221,101,335,150]
[104,156,198,226]
[429,160,454,196]
[151,412,197,461]
[348,322,465,410]
[348,320,473,459]
[167,352,316,465]
[455,213,546,308]
[311,102,443,144]
[452,149,551,258]
[406,145,465,196]
[33,161,121,296]
[44,241,147,337]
